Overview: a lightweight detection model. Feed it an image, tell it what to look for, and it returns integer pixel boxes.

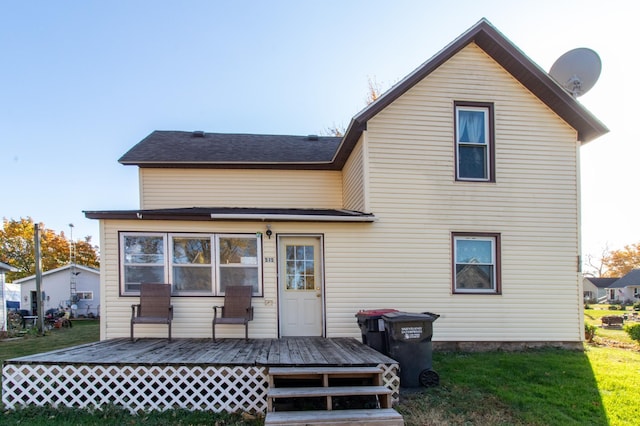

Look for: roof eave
[333,19,608,167]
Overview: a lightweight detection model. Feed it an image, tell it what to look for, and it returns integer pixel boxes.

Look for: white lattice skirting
[2,363,399,413]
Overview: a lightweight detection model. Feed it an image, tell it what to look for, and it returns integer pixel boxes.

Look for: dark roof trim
[332,18,608,168]
[84,207,377,223]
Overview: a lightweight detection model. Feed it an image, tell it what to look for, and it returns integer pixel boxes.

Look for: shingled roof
[119,18,608,171]
[608,269,640,289]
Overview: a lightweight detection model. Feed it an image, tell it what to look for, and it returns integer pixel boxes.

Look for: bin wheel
[419,369,439,387]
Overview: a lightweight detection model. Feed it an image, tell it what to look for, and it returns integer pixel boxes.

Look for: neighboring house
[0,261,17,332]
[14,264,100,317]
[582,277,618,302]
[606,269,640,303]
[85,19,608,348]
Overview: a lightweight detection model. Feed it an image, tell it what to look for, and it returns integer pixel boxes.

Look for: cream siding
[99,43,585,344]
[140,169,342,209]
[336,43,582,342]
[342,136,367,211]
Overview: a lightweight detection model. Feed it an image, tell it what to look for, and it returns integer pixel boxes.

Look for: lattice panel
[378,362,400,404]
[2,364,268,413]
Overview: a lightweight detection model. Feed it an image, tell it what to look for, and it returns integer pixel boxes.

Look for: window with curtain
[455,102,494,181]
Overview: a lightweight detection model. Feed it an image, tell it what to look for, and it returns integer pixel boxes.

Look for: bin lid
[382,311,439,322]
[356,309,399,317]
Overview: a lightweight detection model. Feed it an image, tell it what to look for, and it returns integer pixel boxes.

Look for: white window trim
[216,233,263,296]
[169,233,215,296]
[120,232,167,296]
[120,232,263,297]
[455,104,491,182]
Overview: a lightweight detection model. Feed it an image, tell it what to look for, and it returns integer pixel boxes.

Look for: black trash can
[383,311,440,388]
[355,309,398,355]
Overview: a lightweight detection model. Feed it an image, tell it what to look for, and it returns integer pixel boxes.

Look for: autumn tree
[323,76,385,137]
[0,217,99,281]
[601,243,640,277]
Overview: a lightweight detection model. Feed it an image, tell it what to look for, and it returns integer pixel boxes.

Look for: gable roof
[0,261,17,273]
[608,269,640,289]
[584,277,618,289]
[119,18,607,171]
[12,264,99,284]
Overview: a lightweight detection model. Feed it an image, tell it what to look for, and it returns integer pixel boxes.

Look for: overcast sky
[1,1,638,268]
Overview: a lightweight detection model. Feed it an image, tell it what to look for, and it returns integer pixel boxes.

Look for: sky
[1,1,638,271]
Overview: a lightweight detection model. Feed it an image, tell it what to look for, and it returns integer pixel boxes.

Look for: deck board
[6,337,397,367]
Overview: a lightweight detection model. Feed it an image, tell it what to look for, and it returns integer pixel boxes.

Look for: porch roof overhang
[84,207,377,222]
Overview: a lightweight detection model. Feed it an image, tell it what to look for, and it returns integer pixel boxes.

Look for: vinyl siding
[342,136,367,211]
[99,43,584,343]
[330,43,581,341]
[140,169,343,209]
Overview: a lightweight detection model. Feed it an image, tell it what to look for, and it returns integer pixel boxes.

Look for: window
[76,291,93,300]
[455,102,494,181]
[217,235,260,295]
[171,235,213,295]
[452,233,500,294]
[120,232,262,296]
[122,233,166,294]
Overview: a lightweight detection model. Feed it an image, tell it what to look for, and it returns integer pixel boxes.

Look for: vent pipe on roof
[307,135,319,141]
[192,130,205,137]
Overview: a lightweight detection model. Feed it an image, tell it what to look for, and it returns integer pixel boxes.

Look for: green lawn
[1,313,639,425]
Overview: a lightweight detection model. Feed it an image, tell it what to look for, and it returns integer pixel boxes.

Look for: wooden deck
[7,337,396,366]
[2,338,400,414]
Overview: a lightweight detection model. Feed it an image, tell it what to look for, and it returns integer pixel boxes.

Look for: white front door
[279,236,324,336]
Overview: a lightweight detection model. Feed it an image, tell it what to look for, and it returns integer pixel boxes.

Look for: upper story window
[452,233,501,294]
[120,232,262,297]
[455,102,494,182]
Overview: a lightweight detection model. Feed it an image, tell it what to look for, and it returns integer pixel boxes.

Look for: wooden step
[264,408,404,425]
[268,385,391,399]
[269,366,383,376]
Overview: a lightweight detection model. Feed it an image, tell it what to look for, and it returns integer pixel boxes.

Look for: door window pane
[285,244,315,290]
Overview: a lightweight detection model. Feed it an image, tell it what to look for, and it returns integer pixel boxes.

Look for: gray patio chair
[131,283,173,342]
[212,285,254,341]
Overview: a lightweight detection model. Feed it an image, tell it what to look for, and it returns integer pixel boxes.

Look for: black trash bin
[383,311,440,388]
[355,309,398,354]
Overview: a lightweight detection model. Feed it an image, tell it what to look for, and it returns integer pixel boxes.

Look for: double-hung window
[455,102,494,181]
[120,232,262,296]
[452,233,500,294]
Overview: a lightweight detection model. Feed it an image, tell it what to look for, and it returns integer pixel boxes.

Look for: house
[85,19,607,350]
[1,261,17,332]
[582,277,618,302]
[14,264,100,318]
[606,269,640,303]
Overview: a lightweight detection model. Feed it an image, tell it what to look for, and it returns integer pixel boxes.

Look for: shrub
[584,323,596,342]
[624,323,640,343]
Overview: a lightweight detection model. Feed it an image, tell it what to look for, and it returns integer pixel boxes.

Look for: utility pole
[69,223,77,315]
[34,224,44,334]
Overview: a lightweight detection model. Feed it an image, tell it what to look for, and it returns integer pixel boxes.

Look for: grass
[1,314,639,425]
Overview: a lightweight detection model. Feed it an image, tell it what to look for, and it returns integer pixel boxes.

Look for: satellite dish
[549,48,601,97]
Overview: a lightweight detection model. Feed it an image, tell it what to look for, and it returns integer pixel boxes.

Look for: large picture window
[120,232,262,296]
[452,233,501,294]
[455,102,494,182]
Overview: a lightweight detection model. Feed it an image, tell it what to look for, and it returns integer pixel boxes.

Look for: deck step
[268,385,391,399]
[269,366,383,376]
[264,408,404,425]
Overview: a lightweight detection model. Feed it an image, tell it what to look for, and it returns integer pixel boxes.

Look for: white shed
[14,264,100,318]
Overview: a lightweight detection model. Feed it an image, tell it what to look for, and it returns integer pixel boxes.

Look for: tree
[601,243,640,277]
[0,217,99,281]
[322,76,386,137]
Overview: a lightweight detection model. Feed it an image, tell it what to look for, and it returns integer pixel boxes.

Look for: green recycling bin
[383,311,439,387]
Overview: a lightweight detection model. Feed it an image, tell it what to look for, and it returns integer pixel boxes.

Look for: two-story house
[85,19,607,349]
